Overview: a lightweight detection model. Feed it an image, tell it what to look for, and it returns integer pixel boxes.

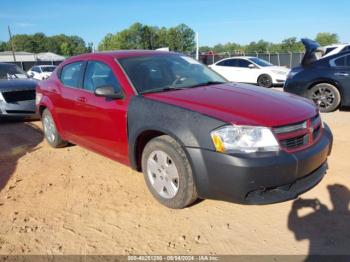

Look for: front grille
[5,110,35,114]
[273,114,322,152]
[1,90,35,103]
[274,121,307,134]
[280,134,309,149]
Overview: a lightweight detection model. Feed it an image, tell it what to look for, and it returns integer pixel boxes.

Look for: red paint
[37,51,319,166]
[145,83,318,127]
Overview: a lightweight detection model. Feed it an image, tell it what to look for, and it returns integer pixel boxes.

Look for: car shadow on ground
[0,119,43,191]
[288,184,350,261]
[339,106,350,112]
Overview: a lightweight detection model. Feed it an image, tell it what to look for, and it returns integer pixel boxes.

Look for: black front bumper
[186,124,333,204]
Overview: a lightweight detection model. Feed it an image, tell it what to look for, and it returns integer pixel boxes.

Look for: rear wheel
[257,74,273,88]
[309,83,341,112]
[42,109,68,148]
[141,135,197,209]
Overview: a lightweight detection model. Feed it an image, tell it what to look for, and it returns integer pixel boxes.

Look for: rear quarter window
[60,62,84,88]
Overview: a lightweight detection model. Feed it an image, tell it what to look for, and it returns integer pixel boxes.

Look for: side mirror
[248,64,256,69]
[29,72,34,78]
[94,85,123,99]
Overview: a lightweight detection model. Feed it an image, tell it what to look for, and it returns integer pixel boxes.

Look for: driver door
[73,60,129,160]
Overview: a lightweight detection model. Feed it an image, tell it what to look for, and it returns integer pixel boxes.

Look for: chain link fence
[194,52,305,68]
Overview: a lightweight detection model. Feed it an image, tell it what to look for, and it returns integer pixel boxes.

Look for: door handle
[77,97,87,103]
[334,72,349,77]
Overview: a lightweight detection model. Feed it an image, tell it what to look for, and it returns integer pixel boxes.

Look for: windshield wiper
[140,86,188,94]
[184,81,226,89]
[139,81,226,94]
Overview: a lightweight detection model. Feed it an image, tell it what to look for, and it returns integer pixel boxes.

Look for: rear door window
[236,59,251,68]
[217,59,237,67]
[32,67,41,73]
[334,56,346,67]
[60,62,84,88]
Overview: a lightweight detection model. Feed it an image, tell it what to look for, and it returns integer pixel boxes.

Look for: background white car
[209,57,290,87]
[322,43,350,58]
[27,65,56,80]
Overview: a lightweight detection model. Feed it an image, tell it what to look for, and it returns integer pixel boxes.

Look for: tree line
[0,22,340,56]
[0,33,92,56]
[200,32,340,54]
[98,22,195,52]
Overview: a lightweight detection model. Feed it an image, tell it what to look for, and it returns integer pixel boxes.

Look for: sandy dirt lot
[0,110,349,256]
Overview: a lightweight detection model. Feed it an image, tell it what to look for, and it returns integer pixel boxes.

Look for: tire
[141,135,198,209]
[42,109,68,148]
[257,74,273,88]
[309,83,341,113]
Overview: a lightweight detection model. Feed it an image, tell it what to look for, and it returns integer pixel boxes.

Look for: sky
[0,0,349,49]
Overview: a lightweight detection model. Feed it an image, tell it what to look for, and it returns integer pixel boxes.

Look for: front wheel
[309,83,341,112]
[257,74,273,88]
[141,135,198,209]
[42,109,68,148]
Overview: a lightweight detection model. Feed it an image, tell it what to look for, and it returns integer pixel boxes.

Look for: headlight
[272,70,287,75]
[36,92,42,105]
[211,125,279,154]
[0,92,4,102]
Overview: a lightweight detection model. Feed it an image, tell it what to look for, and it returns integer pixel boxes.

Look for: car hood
[144,83,317,127]
[0,79,37,92]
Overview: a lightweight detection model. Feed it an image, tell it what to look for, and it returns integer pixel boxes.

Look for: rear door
[55,61,86,140]
[212,58,239,81]
[235,59,259,83]
[330,54,350,104]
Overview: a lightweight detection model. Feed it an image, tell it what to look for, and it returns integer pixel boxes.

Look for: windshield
[0,64,28,79]
[249,57,273,67]
[41,66,56,72]
[118,54,226,93]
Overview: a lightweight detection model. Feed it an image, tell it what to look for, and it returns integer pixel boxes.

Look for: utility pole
[196,32,199,60]
[8,25,16,62]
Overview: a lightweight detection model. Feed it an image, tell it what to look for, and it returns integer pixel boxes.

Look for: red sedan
[36,51,333,208]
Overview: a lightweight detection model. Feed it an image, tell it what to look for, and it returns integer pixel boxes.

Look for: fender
[127,95,227,169]
[38,95,66,140]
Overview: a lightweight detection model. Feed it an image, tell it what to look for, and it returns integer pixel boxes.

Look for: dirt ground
[0,110,349,256]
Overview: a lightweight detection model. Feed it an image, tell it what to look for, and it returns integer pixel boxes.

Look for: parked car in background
[209,56,290,87]
[27,65,56,80]
[322,43,350,58]
[36,51,333,209]
[284,38,350,112]
[0,63,38,119]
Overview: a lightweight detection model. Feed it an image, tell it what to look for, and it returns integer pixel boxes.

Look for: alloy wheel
[311,86,336,110]
[43,114,56,143]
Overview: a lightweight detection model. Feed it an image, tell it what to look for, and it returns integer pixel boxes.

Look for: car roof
[37,65,56,67]
[214,56,254,63]
[324,43,349,48]
[0,62,17,66]
[70,50,179,60]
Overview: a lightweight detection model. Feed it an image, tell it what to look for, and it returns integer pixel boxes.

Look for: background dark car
[0,63,38,119]
[284,39,350,112]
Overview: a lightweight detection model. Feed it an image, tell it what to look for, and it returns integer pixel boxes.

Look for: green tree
[98,22,195,52]
[315,32,339,46]
[280,37,304,52]
[245,40,270,53]
[0,41,9,51]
